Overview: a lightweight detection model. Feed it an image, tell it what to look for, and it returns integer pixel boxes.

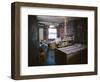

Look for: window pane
[48,28,57,39]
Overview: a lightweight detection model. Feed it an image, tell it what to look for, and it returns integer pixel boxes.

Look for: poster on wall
[11,2,97,80]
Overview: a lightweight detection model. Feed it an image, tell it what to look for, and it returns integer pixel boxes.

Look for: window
[48,28,57,39]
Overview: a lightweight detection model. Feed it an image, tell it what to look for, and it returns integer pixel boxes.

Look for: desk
[55,44,87,65]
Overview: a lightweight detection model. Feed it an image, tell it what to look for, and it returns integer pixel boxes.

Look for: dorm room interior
[28,15,88,66]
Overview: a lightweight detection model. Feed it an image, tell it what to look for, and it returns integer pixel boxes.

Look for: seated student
[40,40,48,55]
[46,43,56,65]
[38,48,46,65]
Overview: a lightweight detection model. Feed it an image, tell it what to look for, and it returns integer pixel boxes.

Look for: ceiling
[37,15,81,26]
[37,16,65,24]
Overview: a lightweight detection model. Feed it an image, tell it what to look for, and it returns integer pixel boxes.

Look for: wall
[0,0,100,82]
[28,15,39,66]
[74,18,87,44]
[39,28,44,41]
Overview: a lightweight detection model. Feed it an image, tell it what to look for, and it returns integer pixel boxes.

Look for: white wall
[0,0,100,82]
[39,28,44,41]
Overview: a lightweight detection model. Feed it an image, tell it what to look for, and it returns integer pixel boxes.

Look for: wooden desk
[55,44,87,65]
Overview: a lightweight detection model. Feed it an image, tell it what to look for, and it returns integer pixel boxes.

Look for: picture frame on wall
[11,2,97,80]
